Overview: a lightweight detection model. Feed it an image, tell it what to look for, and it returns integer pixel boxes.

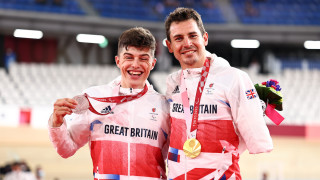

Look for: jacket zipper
[128,98,134,179]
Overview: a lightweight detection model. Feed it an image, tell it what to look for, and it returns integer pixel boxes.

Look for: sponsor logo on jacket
[101,105,114,114]
[172,86,180,94]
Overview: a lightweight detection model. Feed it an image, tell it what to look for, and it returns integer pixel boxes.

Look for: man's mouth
[128,71,143,76]
[181,50,196,55]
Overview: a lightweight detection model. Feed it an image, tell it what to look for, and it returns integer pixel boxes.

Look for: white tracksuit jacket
[166,54,273,180]
[49,77,170,180]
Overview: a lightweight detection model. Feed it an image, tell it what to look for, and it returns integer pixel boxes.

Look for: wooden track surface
[1,126,320,180]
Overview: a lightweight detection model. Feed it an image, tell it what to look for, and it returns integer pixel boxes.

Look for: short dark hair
[165,7,205,42]
[118,27,156,57]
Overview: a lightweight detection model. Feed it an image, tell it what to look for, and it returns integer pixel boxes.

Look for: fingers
[54,98,77,114]
[52,98,78,126]
[55,98,78,109]
[54,106,73,116]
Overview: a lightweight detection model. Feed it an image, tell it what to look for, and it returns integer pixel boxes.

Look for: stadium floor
[1,126,320,180]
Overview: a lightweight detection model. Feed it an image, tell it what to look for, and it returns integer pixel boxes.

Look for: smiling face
[166,19,208,70]
[115,46,156,89]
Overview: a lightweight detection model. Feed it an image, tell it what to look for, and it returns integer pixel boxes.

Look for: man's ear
[115,56,120,68]
[166,39,173,53]
[203,32,209,46]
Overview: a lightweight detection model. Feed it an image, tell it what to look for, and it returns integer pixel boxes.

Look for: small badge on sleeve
[245,89,257,100]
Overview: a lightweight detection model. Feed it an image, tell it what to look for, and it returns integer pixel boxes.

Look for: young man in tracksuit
[164,8,273,180]
[48,27,170,180]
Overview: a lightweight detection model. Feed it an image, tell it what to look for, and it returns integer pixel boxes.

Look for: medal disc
[72,95,89,114]
[183,138,201,158]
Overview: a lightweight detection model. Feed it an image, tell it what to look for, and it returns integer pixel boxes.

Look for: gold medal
[183,138,201,158]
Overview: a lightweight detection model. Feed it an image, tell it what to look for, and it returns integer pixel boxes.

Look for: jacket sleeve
[165,74,174,100]
[160,96,171,161]
[227,69,273,154]
[48,112,90,158]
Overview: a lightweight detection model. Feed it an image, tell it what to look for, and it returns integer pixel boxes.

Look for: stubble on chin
[182,57,198,67]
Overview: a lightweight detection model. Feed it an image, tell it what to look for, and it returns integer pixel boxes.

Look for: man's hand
[52,98,78,127]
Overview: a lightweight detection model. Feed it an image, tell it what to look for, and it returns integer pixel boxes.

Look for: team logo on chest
[204,82,215,95]
[149,107,158,121]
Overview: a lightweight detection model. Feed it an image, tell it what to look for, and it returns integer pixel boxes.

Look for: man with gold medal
[165,8,273,180]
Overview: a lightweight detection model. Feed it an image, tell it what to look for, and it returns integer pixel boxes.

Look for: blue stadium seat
[88,0,226,23]
[0,0,85,15]
[231,0,320,26]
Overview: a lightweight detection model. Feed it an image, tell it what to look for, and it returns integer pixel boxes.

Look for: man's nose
[183,38,192,47]
[131,58,140,67]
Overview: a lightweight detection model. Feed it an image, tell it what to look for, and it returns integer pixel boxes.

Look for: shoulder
[211,55,248,77]
[166,70,181,97]
[215,66,250,82]
[166,70,181,84]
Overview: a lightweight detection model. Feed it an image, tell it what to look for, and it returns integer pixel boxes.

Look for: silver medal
[72,95,89,114]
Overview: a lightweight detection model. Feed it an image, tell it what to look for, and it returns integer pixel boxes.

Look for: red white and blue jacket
[49,77,170,180]
[166,54,273,180]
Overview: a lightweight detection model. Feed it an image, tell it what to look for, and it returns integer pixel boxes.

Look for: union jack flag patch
[246,89,257,100]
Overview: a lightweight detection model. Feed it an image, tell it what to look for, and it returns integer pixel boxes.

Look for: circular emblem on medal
[183,138,201,158]
[72,94,89,114]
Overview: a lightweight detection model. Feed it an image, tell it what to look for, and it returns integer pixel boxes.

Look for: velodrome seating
[0,63,120,107]
[231,0,320,25]
[1,0,319,25]
[0,0,85,15]
[88,0,226,23]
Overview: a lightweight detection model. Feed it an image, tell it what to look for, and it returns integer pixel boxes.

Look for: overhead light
[13,29,43,39]
[99,38,109,48]
[231,39,260,48]
[304,40,320,49]
[76,34,106,44]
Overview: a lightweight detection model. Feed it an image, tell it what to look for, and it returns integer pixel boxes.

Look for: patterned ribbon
[180,58,211,138]
[84,85,148,115]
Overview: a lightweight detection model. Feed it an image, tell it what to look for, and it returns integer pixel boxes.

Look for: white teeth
[183,51,194,55]
[129,71,142,75]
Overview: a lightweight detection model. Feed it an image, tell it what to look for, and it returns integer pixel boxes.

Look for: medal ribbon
[180,58,211,138]
[84,84,148,115]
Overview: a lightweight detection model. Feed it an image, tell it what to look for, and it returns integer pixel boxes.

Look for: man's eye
[175,37,182,41]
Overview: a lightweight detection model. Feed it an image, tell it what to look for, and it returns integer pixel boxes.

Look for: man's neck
[120,82,145,89]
